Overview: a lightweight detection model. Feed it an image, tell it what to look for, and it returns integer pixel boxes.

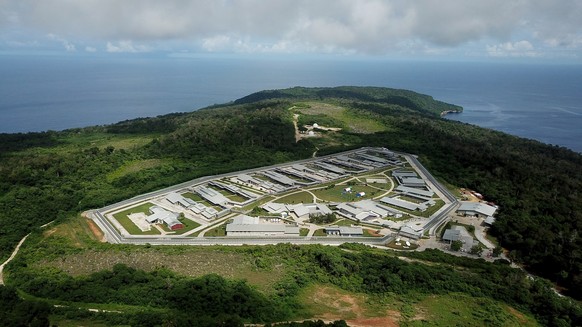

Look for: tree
[492,246,503,257]
[450,240,462,251]
[470,244,484,256]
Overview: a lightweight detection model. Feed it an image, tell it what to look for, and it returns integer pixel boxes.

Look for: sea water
[0,56,580,153]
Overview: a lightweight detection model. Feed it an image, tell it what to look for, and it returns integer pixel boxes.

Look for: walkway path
[0,234,30,285]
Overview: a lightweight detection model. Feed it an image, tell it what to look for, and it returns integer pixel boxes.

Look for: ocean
[1,56,581,153]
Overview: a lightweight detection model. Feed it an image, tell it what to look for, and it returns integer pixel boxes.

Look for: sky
[1,0,582,62]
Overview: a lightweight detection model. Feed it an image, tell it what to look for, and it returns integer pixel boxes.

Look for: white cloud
[106,40,150,53]
[46,33,76,51]
[84,46,96,52]
[486,40,539,57]
[1,0,581,59]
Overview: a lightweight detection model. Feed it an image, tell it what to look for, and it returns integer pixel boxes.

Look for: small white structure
[313,123,319,128]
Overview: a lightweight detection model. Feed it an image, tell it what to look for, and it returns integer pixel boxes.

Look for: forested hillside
[1,86,581,325]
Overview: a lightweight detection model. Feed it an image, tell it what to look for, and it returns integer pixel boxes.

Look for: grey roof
[166,192,194,207]
[442,229,461,241]
[380,197,427,211]
[457,202,497,217]
[356,153,389,164]
[147,206,181,227]
[339,226,363,235]
[314,162,346,174]
[262,202,287,213]
[194,186,229,206]
[261,170,296,186]
[401,177,425,186]
[395,185,434,197]
[289,204,310,217]
[484,216,496,225]
[226,214,298,234]
[325,225,363,236]
[392,170,418,178]
[399,226,422,238]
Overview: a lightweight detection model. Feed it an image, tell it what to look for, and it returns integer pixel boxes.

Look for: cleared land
[111,203,160,235]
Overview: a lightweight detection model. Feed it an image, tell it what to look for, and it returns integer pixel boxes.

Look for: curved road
[0,234,30,285]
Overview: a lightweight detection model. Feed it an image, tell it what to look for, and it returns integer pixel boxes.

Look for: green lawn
[406,293,538,326]
[112,202,160,235]
[182,192,204,202]
[274,191,314,204]
[226,193,248,203]
[204,223,228,237]
[311,185,380,202]
[313,229,327,236]
[363,229,383,237]
[300,228,310,236]
[160,217,201,235]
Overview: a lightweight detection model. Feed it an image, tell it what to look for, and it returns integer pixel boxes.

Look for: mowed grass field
[295,102,388,134]
[311,185,380,202]
[111,202,161,235]
[274,191,314,204]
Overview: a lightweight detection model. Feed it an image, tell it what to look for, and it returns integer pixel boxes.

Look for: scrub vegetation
[1,86,581,325]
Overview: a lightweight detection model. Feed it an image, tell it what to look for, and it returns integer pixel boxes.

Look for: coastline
[440,109,462,117]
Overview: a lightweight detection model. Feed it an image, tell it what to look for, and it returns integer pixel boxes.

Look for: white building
[225,215,300,237]
[457,202,497,218]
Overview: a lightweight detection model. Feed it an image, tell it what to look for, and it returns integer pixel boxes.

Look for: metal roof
[458,202,497,217]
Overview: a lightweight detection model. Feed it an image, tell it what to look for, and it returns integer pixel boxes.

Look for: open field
[182,192,204,202]
[106,159,166,182]
[311,185,380,202]
[274,191,314,204]
[160,217,200,235]
[404,293,538,326]
[111,203,160,235]
[296,284,400,326]
[35,248,285,293]
[204,222,228,237]
[294,102,388,134]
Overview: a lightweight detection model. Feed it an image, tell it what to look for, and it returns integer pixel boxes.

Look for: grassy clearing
[313,229,327,236]
[111,202,160,235]
[296,283,399,323]
[274,191,314,204]
[363,229,383,237]
[160,217,201,235]
[311,185,381,202]
[18,132,156,156]
[106,159,165,182]
[43,215,101,248]
[300,228,310,236]
[242,196,275,211]
[204,223,228,237]
[403,293,538,326]
[295,102,387,134]
[35,248,285,293]
[182,192,204,202]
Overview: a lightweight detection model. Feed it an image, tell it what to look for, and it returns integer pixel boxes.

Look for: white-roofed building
[225,215,300,237]
[399,225,422,239]
[325,225,364,237]
[457,202,497,218]
[395,185,434,198]
[166,192,196,208]
[194,186,229,206]
[380,197,427,211]
[146,206,183,230]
